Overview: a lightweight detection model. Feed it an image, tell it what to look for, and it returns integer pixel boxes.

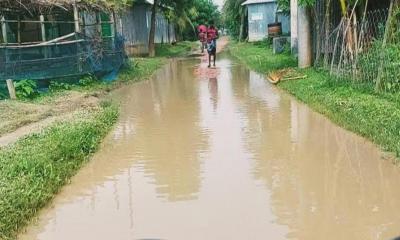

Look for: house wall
[120,4,150,56]
[277,12,290,35]
[247,2,290,42]
[120,4,176,56]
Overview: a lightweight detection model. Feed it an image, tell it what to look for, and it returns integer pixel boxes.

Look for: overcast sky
[213,0,224,9]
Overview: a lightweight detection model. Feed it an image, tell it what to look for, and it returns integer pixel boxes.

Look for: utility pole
[290,0,298,55]
[297,5,312,68]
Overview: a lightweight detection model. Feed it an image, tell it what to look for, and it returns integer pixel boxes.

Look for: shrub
[79,75,98,87]
[14,80,38,99]
[49,81,73,92]
[359,40,400,91]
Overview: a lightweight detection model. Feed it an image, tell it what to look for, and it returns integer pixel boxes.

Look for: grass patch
[155,41,197,58]
[0,104,119,240]
[230,40,400,158]
[117,57,166,83]
[229,41,296,73]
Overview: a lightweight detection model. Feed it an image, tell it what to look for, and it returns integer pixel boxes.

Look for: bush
[14,80,38,99]
[49,81,74,92]
[79,75,98,87]
[359,40,400,91]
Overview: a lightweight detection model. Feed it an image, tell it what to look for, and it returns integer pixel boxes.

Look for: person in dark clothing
[206,23,218,68]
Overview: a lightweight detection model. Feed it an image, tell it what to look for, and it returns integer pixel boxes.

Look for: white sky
[213,0,224,9]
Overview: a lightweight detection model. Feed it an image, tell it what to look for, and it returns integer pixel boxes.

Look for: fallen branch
[266,68,308,84]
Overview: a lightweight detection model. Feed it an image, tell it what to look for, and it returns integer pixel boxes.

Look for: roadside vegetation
[147,0,221,56]
[230,41,296,72]
[0,37,197,240]
[0,42,196,137]
[229,40,400,159]
[155,41,197,57]
[0,102,118,240]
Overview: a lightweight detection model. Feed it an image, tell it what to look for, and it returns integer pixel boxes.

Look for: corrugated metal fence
[120,4,176,56]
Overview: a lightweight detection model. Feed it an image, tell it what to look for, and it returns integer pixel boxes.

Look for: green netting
[0,82,8,100]
[101,13,112,37]
[0,33,126,83]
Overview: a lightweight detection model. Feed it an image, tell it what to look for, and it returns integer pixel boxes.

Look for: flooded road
[20,54,400,240]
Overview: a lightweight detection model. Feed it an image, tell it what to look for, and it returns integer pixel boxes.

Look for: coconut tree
[148,0,194,57]
[148,0,219,56]
[222,0,246,40]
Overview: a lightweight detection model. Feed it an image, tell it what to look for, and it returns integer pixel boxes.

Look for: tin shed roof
[241,0,276,6]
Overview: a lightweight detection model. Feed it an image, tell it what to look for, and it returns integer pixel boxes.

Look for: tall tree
[148,0,220,56]
[148,0,158,57]
[222,0,246,40]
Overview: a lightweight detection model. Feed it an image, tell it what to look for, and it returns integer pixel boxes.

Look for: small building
[120,1,176,56]
[242,0,290,42]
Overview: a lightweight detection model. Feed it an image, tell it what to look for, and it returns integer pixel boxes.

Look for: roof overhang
[242,0,276,6]
[0,0,123,13]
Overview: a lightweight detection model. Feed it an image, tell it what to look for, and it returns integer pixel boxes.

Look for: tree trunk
[323,0,332,67]
[148,0,158,57]
[239,9,245,42]
[184,11,197,39]
[298,6,312,68]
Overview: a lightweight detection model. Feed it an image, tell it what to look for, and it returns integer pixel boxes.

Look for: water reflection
[239,70,400,240]
[19,59,210,240]
[208,78,218,112]
[123,59,208,201]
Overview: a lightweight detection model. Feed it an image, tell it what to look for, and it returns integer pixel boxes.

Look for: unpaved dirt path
[0,91,101,147]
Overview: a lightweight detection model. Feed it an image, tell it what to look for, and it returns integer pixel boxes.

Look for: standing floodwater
[19,54,400,240]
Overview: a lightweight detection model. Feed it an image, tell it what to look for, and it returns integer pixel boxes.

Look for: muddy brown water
[19,54,400,240]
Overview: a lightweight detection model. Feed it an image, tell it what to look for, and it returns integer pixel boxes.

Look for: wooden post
[1,16,7,44]
[118,15,123,36]
[167,19,170,43]
[17,16,21,44]
[6,79,16,100]
[96,12,102,36]
[40,14,46,41]
[1,16,9,64]
[73,3,80,33]
[40,14,49,58]
[111,11,116,49]
[73,3,82,73]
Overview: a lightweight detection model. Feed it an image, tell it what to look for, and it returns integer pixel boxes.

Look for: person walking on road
[198,25,207,53]
[206,22,219,68]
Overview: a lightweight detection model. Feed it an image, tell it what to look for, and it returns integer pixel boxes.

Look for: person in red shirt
[198,25,207,53]
[206,23,219,68]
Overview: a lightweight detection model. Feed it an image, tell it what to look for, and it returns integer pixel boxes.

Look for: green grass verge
[230,41,297,73]
[155,41,197,58]
[229,41,400,158]
[117,57,166,83]
[0,103,119,240]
